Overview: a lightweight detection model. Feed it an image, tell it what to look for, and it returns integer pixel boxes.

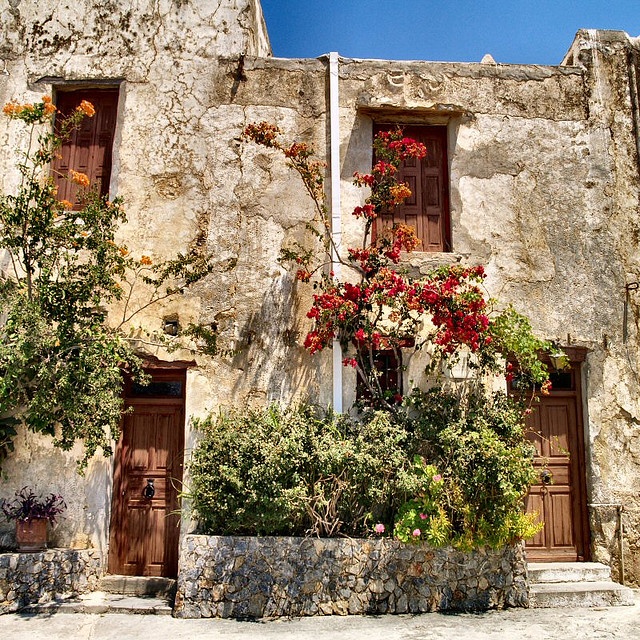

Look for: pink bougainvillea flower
[412,528,421,537]
[433,474,443,483]
[419,513,427,520]
[374,523,385,534]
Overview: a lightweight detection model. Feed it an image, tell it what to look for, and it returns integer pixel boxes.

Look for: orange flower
[77,100,95,117]
[390,183,412,204]
[70,170,90,188]
[119,247,130,257]
[41,95,56,115]
[2,102,21,116]
[59,199,73,209]
[139,255,153,266]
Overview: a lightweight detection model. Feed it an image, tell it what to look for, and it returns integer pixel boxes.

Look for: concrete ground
[2,591,640,640]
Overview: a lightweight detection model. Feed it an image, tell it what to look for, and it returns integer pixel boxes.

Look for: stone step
[98,574,176,598]
[528,562,612,584]
[529,581,636,608]
[22,591,173,615]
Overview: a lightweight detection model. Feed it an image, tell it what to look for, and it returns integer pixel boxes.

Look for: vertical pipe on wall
[329,52,343,412]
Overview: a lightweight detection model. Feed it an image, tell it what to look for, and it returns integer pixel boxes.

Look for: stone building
[1,1,640,585]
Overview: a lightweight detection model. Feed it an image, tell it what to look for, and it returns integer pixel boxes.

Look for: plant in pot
[1,487,66,551]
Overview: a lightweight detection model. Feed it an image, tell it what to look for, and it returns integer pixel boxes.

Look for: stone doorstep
[22,591,173,615]
[527,562,636,609]
[529,582,636,608]
[527,562,612,584]
[98,575,176,598]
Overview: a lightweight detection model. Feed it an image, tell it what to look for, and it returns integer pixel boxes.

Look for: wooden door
[373,124,451,252]
[53,88,119,207]
[523,362,590,561]
[108,370,186,577]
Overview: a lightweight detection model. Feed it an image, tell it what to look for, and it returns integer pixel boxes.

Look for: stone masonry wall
[0,548,102,614]
[173,535,529,618]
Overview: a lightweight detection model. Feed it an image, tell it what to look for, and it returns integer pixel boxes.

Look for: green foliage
[188,394,542,548]
[396,386,543,548]
[187,403,418,537]
[486,305,553,386]
[0,96,214,470]
[394,460,452,546]
[233,121,549,547]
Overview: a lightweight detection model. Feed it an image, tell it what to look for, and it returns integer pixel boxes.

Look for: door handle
[143,478,156,499]
[541,469,553,485]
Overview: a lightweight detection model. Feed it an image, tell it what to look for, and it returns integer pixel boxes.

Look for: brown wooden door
[373,124,451,252]
[108,370,185,577]
[523,363,590,561]
[53,88,119,207]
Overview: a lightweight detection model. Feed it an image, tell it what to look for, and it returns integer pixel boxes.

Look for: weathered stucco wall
[1,1,640,584]
[223,38,640,582]
[0,0,289,555]
[561,30,640,583]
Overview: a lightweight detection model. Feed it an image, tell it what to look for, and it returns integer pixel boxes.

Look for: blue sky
[260,1,640,65]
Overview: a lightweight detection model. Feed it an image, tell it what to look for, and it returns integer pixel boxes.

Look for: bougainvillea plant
[0,96,215,470]
[225,122,560,548]
[243,122,554,412]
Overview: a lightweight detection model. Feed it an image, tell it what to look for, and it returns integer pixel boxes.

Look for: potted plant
[1,486,66,551]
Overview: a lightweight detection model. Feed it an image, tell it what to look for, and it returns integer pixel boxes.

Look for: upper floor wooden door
[108,369,185,577]
[53,88,119,207]
[523,359,590,562]
[373,124,451,252]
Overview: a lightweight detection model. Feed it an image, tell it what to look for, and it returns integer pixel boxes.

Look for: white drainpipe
[329,52,342,412]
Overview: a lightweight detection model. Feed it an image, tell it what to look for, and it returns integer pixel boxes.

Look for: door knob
[540,469,553,485]
[143,478,156,499]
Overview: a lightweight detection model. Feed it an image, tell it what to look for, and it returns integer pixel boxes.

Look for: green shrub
[187,403,417,537]
[187,390,541,547]
[395,386,542,548]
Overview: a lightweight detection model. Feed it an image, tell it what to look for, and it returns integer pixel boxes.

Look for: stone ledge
[173,535,529,619]
[0,548,103,615]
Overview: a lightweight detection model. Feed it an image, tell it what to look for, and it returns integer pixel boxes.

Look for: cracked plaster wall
[1,2,640,584]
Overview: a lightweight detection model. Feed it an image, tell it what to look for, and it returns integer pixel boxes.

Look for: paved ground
[3,591,640,640]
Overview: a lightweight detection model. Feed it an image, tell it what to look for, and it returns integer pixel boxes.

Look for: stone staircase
[528,562,635,608]
[25,575,175,615]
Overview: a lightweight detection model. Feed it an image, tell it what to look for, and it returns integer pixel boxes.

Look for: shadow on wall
[231,275,317,406]
[0,428,113,555]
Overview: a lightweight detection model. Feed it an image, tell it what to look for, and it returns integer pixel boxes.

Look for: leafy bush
[187,403,418,537]
[0,96,214,470]
[395,386,542,548]
[187,392,541,548]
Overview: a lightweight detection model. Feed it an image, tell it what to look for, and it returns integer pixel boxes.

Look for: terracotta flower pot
[15,517,48,552]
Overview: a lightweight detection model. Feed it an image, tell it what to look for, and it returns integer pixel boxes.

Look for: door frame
[523,347,591,562]
[107,360,191,577]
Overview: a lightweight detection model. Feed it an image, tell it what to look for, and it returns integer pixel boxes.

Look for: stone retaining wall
[0,549,103,614]
[174,535,529,618]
